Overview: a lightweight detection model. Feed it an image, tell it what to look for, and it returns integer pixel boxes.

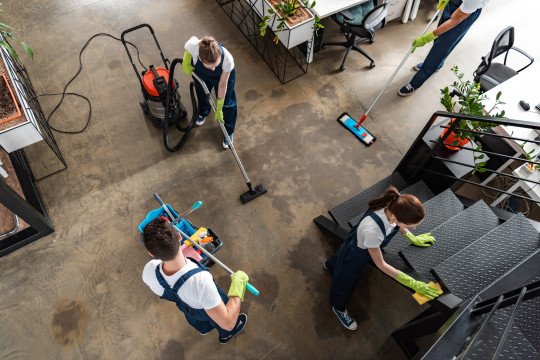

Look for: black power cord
[35,33,147,134]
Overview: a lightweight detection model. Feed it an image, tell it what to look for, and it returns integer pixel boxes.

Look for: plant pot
[440,119,470,151]
[257,0,315,49]
[0,73,22,125]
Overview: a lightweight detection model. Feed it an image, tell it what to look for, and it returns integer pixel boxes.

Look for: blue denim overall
[326,210,399,311]
[155,258,232,337]
[194,46,237,137]
[410,0,482,89]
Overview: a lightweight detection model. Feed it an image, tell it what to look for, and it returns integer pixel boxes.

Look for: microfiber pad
[412,282,443,305]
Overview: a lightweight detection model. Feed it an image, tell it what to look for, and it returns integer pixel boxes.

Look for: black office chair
[474,26,534,92]
[321,2,388,71]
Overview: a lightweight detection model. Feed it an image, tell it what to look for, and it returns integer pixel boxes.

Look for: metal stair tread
[464,307,540,360]
[329,172,408,229]
[399,200,499,277]
[433,214,540,300]
[347,179,434,228]
[382,189,464,258]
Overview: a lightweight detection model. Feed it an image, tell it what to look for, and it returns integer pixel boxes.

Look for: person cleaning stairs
[324,187,443,330]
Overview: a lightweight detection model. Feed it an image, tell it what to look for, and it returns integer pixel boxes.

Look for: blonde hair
[199,36,220,64]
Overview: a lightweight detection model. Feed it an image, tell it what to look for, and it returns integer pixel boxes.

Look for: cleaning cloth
[412,282,442,305]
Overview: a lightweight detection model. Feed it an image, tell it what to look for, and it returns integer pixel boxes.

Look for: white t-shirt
[460,0,489,14]
[142,259,222,310]
[184,36,234,72]
[356,209,397,249]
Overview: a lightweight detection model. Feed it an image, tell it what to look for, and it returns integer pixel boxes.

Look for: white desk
[312,0,370,18]
[482,63,540,205]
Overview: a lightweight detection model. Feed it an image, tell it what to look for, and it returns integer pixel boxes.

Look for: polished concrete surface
[1,0,539,358]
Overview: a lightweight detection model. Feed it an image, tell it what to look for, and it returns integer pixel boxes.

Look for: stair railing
[396,111,540,208]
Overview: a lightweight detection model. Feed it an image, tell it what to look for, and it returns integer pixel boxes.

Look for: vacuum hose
[162,58,198,152]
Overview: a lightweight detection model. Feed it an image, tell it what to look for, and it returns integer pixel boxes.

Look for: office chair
[474,26,534,92]
[321,1,388,72]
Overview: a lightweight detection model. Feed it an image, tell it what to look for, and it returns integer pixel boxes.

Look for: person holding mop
[181,35,238,149]
[325,187,443,330]
[142,217,248,343]
[398,0,488,96]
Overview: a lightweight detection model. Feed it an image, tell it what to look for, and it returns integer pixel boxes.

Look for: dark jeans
[410,1,482,89]
[194,69,237,137]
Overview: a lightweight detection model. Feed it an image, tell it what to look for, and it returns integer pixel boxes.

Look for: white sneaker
[223,135,234,149]
[196,115,206,126]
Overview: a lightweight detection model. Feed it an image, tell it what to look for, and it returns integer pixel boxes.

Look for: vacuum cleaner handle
[152,194,260,296]
[121,23,170,76]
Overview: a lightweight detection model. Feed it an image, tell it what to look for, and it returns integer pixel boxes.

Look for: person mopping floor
[182,35,237,149]
[324,187,443,330]
[398,0,488,96]
[142,218,249,343]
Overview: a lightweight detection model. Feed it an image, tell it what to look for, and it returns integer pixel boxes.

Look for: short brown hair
[143,218,179,261]
[199,36,220,64]
[368,186,425,225]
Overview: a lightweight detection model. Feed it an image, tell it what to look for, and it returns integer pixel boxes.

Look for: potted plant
[0,4,33,125]
[439,66,506,174]
[440,65,505,149]
[256,0,323,48]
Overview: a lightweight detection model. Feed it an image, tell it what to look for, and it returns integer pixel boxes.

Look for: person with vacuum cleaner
[324,187,443,330]
[142,218,248,343]
[398,0,488,96]
[181,35,237,149]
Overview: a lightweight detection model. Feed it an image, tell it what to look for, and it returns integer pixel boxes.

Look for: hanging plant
[258,0,323,44]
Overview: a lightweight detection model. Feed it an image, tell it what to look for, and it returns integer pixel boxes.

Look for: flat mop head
[240,184,267,204]
[337,112,376,146]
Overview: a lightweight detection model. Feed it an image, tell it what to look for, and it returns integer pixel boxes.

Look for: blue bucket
[138,205,196,237]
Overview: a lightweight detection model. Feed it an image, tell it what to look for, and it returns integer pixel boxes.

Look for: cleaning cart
[138,204,223,266]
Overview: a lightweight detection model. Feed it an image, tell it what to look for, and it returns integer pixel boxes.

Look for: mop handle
[153,194,260,296]
[174,201,203,224]
[190,72,253,187]
[356,7,443,128]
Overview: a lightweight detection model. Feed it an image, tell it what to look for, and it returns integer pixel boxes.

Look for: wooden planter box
[249,0,315,49]
[0,49,43,152]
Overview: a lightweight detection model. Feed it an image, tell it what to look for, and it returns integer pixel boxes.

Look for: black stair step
[329,172,408,229]
[347,179,434,228]
[432,214,540,300]
[514,272,540,352]
[382,189,464,258]
[463,307,540,360]
[399,200,499,277]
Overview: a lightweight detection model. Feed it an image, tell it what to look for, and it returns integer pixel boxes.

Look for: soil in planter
[268,0,312,27]
[0,75,18,120]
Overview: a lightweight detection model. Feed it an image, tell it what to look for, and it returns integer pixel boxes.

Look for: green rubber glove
[396,271,443,300]
[182,50,195,76]
[228,270,249,301]
[215,98,225,123]
[411,32,437,52]
[404,231,436,247]
[437,0,449,9]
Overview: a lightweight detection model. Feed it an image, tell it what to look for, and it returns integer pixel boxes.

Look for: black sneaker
[398,84,415,97]
[219,313,247,344]
[332,307,358,330]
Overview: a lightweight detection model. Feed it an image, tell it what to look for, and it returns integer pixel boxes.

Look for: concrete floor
[1,0,539,359]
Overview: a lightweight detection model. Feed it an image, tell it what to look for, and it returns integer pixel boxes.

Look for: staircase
[314,111,540,359]
[314,172,540,359]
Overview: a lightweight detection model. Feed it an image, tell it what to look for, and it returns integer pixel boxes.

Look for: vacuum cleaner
[164,58,267,204]
[121,24,197,152]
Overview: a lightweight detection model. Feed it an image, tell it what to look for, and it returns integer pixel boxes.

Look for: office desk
[312,0,370,18]
[481,63,540,204]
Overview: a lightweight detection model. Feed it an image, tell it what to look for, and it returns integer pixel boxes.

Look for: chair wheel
[369,62,375,69]
[322,45,328,50]
[339,66,346,72]
[369,40,374,44]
